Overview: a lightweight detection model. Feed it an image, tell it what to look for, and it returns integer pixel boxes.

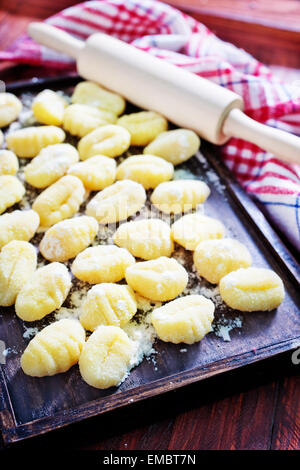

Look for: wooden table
[0,1,299,451]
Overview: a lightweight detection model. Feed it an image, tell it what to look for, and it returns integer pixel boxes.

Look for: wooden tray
[0,76,299,446]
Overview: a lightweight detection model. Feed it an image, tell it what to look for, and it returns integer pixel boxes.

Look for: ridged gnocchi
[80,283,137,331]
[113,218,173,260]
[40,216,98,262]
[0,150,19,176]
[67,155,116,190]
[194,238,252,284]
[151,295,215,344]
[24,143,79,188]
[32,89,67,126]
[0,175,25,214]
[32,175,85,227]
[0,241,37,307]
[6,126,65,158]
[72,81,125,115]
[15,262,71,321]
[144,129,200,165]
[171,213,225,251]
[78,124,131,160]
[21,319,85,377]
[86,180,146,224]
[79,325,133,389]
[125,256,188,301]
[219,267,285,312]
[117,111,167,146]
[0,210,39,249]
[0,92,22,127]
[116,154,174,189]
[63,103,116,137]
[72,245,135,284]
[151,180,210,214]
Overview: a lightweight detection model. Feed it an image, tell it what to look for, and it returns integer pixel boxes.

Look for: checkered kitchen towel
[1,0,300,251]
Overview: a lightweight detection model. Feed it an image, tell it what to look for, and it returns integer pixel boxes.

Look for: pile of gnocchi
[0,82,284,390]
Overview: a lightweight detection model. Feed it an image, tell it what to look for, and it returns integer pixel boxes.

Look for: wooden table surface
[0,1,299,451]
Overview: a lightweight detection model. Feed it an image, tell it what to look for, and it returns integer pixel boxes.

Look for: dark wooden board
[0,76,299,446]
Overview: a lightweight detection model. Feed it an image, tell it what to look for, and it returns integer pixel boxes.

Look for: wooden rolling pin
[28,22,300,164]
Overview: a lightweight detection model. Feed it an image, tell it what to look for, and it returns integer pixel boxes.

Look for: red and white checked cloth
[1,0,300,251]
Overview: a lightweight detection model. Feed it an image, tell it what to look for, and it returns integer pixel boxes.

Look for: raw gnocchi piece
[0,175,25,214]
[21,319,85,377]
[72,245,135,283]
[0,241,37,306]
[117,111,167,146]
[219,267,285,311]
[6,126,65,158]
[67,155,116,190]
[171,213,225,251]
[194,238,252,284]
[15,262,72,321]
[32,175,85,227]
[113,218,173,260]
[0,210,39,249]
[125,256,188,301]
[151,295,215,344]
[72,81,125,115]
[40,216,98,262]
[0,92,22,127]
[116,154,174,189]
[86,180,146,224]
[0,150,19,176]
[144,129,200,165]
[24,143,79,188]
[78,124,131,160]
[80,283,137,331]
[79,325,134,389]
[151,180,210,214]
[32,89,67,126]
[63,104,116,137]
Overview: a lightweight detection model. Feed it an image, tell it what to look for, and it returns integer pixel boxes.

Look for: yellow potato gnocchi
[116,154,174,189]
[219,267,285,311]
[0,175,25,214]
[194,238,252,284]
[72,245,135,284]
[79,325,134,389]
[24,143,79,188]
[15,262,71,321]
[78,124,131,160]
[144,129,200,165]
[113,218,173,260]
[32,89,67,126]
[0,209,39,249]
[125,256,188,301]
[40,215,98,262]
[6,126,65,158]
[117,111,167,146]
[0,241,37,307]
[0,92,22,127]
[32,175,85,227]
[80,283,137,331]
[0,150,19,176]
[171,213,225,251]
[67,155,116,190]
[63,104,116,137]
[151,179,210,214]
[72,81,125,115]
[21,319,85,377]
[151,295,215,344]
[86,180,146,224]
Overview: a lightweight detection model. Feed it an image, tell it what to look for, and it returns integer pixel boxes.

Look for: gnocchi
[0,150,19,176]
[80,283,137,331]
[117,111,167,146]
[0,209,39,249]
[78,124,131,160]
[144,129,200,165]
[116,154,174,189]
[21,319,85,377]
[32,89,67,126]
[67,155,116,191]
[113,218,173,260]
[0,92,22,127]
[6,126,65,158]
[0,175,25,214]
[151,295,215,344]
[63,103,116,137]
[219,267,285,311]
[151,180,210,214]
[72,81,125,115]
[0,129,3,146]
[79,325,134,389]
[125,256,188,301]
